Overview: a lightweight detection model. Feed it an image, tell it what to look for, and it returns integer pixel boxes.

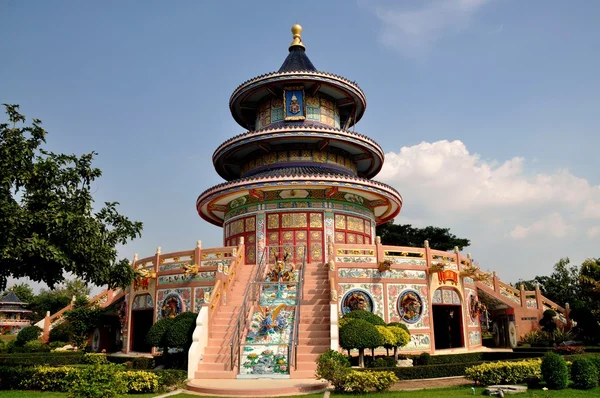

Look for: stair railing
[228,246,268,371]
[289,244,306,370]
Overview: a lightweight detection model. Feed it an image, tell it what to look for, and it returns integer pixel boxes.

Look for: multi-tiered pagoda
[197,24,403,263]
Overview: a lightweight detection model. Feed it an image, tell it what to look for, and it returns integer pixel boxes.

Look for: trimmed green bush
[368,356,397,368]
[0,351,85,366]
[465,358,541,385]
[146,316,174,350]
[23,340,50,353]
[363,361,481,380]
[340,318,383,368]
[117,370,159,393]
[49,322,73,344]
[315,350,351,392]
[541,351,569,390]
[344,370,398,393]
[343,310,386,326]
[388,321,410,336]
[415,352,431,366]
[107,355,154,369]
[149,369,187,389]
[16,325,42,346]
[571,358,599,389]
[69,364,127,398]
[165,312,197,350]
[83,353,108,365]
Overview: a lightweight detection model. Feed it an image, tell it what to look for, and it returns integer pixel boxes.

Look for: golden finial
[289,24,305,49]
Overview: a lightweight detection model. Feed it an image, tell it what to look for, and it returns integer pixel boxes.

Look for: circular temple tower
[197,25,402,265]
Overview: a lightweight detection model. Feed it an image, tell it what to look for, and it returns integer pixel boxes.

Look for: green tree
[534,258,580,308]
[339,318,383,368]
[1,282,35,304]
[376,222,470,251]
[0,104,142,290]
[63,298,103,348]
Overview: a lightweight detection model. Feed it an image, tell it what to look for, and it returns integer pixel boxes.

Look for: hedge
[350,351,548,367]
[465,359,542,385]
[106,355,155,369]
[0,365,185,392]
[0,351,85,366]
[360,361,485,380]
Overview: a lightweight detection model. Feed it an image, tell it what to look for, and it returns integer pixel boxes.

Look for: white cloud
[378,140,600,281]
[372,0,491,56]
[588,226,600,239]
[508,213,572,240]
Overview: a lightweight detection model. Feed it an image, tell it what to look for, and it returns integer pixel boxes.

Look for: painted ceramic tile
[239,345,290,375]
[159,262,185,272]
[463,277,475,285]
[500,286,521,303]
[464,288,479,327]
[340,289,375,315]
[387,284,429,329]
[399,333,431,351]
[384,257,426,266]
[469,330,481,346]
[156,288,191,321]
[193,287,213,311]
[338,283,384,319]
[526,299,538,309]
[259,284,298,306]
[132,294,153,310]
[201,258,232,267]
[338,268,426,280]
[335,256,377,263]
[157,272,215,285]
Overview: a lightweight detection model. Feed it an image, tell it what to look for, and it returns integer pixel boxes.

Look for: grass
[168,386,600,397]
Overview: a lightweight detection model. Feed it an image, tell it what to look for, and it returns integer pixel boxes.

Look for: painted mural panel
[384,257,426,266]
[157,272,215,285]
[132,294,153,311]
[401,334,431,351]
[156,288,191,321]
[464,288,479,327]
[469,330,481,346]
[338,283,384,319]
[338,268,426,280]
[193,287,213,311]
[387,284,430,329]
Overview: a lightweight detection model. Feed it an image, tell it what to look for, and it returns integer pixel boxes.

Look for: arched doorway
[432,287,464,349]
[130,294,154,353]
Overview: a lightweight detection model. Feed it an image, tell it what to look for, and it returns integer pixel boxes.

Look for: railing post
[520,284,526,308]
[375,236,384,264]
[195,240,202,267]
[535,284,544,311]
[565,302,571,329]
[493,271,500,293]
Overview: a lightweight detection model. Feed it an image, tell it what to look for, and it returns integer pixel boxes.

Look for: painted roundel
[161,293,184,319]
[397,289,424,324]
[341,289,374,315]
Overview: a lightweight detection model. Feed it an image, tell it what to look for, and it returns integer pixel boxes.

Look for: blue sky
[3,0,600,292]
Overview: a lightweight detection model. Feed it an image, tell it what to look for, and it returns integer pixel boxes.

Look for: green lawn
[168,386,600,397]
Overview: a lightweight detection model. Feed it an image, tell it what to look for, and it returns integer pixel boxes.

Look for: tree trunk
[371,348,375,357]
[347,349,351,357]
[359,349,365,368]
[393,346,398,361]
[386,347,390,356]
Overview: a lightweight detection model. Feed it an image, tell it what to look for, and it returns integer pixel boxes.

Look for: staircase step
[297,345,330,354]
[197,362,230,371]
[299,337,330,345]
[194,370,236,379]
[300,330,330,338]
[299,323,329,331]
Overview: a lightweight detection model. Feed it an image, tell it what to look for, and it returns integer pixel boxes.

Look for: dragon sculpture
[256,303,287,334]
[266,253,296,283]
[183,263,200,278]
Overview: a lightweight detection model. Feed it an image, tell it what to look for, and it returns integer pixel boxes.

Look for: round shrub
[146,317,174,349]
[541,351,569,390]
[315,350,351,392]
[69,364,127,398]
[388,321,410,336]
[49,322,73,344]
[388,326,410,347]
[375,325,396,348]
[340,319,383,368]
[83,353,109,365]
[16,325,42,346]
[343,310,386,326]
[23,340,49,353]
[165,312,197,350]
[571,358,599,389]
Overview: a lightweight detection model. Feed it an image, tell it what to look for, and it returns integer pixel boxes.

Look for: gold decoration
[183,263,200,278]
[429,262,446,272]
[289,24,305,49]
[378,259,393,273]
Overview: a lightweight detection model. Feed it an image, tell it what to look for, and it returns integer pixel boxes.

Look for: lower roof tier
[196,168,402,227]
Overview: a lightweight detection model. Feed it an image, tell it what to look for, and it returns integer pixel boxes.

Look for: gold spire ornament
[289,24,305,49]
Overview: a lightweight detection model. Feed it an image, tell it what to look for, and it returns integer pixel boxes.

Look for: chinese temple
[39,25,571,395]
[0,290,32,334]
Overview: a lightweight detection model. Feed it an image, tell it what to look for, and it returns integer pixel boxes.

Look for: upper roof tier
[229,25,367,131]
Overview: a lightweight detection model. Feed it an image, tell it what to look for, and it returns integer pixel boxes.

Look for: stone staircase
[194,264,255,379]
[292,263,330,379]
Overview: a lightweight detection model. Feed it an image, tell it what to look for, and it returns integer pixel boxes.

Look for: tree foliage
[376,222,470,251]
[0,104,142,290]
